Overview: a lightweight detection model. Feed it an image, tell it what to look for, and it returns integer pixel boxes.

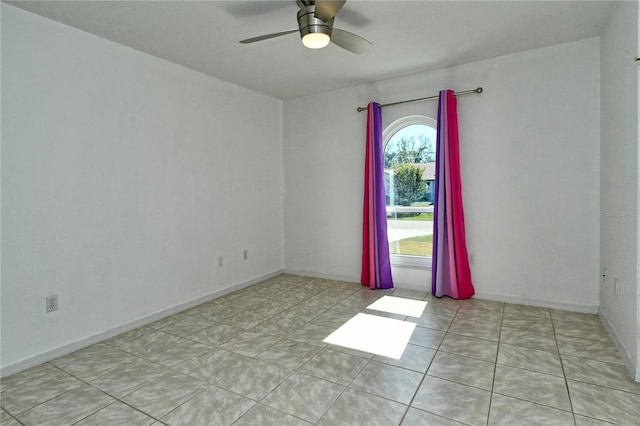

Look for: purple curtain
[361,102,393,289]
[432,90,475,299]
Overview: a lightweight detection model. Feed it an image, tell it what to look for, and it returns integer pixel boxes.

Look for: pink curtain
[361,102,393,289]
[432,90,475,299]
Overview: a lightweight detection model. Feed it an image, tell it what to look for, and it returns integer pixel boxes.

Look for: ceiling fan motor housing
[297,5,333,40]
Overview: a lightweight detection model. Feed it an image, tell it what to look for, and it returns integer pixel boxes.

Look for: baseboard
[282,271,602,314]
[472,291,599,314]
[282,268,427,291]
[599,310,639,382]
[0,269,284,378]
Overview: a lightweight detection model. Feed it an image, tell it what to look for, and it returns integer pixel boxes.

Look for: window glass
[383,116,436,263]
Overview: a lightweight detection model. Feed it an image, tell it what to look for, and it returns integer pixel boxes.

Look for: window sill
[390,254,432,270]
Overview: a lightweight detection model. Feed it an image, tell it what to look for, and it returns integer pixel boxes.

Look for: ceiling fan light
[302,32,330,49]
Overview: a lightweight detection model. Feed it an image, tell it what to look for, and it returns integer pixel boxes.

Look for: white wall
[283,38,600,312]
[599,0,639,381]
[1,5,284,373]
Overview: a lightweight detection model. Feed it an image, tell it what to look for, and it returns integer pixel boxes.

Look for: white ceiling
[6,0,614,99]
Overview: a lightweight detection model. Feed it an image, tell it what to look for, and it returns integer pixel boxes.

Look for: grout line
[552,313,579,426]
[486,302,505,425]
[5,277,635,425]
[29,363,164,424]
[398,296,459,426]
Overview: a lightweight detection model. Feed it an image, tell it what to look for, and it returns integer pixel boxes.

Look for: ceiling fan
[239,0,372,54]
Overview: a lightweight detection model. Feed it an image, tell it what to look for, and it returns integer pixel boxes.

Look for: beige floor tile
[401,407,467,425]
[0,417,21,426]
[313,310,359,329]
[499,326,558,353]
[103,327,155,350]
[411,375,491,426]
[234,403,313,426]
[50,343,137,381]
[493,365,571,411]
[553,317,611,342]
[569,380,640,425]
[350,361,423,404]
[262,373,344,423]
[556,335,624,365]
[189,322,244,346]
[424,295,462,316]
[147,313,191,330]
[221,310,271,329]
[501,314,554,334]
[574,414,618,425]
[406,310,454,331]
[502,304,551,319]
[142,336,211,368]
[161,385,255,426]
[219,331,282,357]
[252,316,310,337]
[439,332,499,362]
[488,393,573,426]
[408,326,446,349]
[373,343,436,373]
[1,368,83,415]
[121,371,207,419]
[0,363,57,392]
[252,300,294,317]
[158,316,213,337]
[75,401,155,425]
[562,354,640,394]
[88,358,169,398]
[3,275,637,426]
[497,343,563,377]
[16,385,113,426]
[183,303,244,322]
[391,288,429,300]
[114,330,183,357]
[217,359,291,400]
[299,348,368,385]
[448,317,501,341]
[318,387,407,426]
[454,307,503,324]
[427,351,495,390]
[257,339,322,370]
[174,348,252,384]
[458,298,504,312]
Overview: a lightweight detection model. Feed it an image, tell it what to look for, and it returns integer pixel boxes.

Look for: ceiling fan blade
[336,7,372,28]
[314,0,346,22]
[331,28,372,54]
[240,29,298,44]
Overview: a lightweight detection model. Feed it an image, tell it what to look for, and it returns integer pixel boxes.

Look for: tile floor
[2,274,640,426]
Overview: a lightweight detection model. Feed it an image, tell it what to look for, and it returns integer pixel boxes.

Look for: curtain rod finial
[475,87,483,94]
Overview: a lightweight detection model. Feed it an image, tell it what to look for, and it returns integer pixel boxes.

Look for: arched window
[383,115,437,268]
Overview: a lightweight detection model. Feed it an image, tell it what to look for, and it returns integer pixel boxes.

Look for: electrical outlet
[614,278,619,296]
[243,250,248,260]
[46,295,58,313]
[218,256,224,267]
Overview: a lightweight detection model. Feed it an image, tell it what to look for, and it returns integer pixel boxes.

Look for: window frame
[382,115,437,270]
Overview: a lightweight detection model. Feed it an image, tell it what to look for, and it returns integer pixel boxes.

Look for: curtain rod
[356,87,483,112]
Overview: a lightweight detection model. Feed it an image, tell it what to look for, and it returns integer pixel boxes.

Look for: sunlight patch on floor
[323,313,416,359]
[366,295,427,318]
